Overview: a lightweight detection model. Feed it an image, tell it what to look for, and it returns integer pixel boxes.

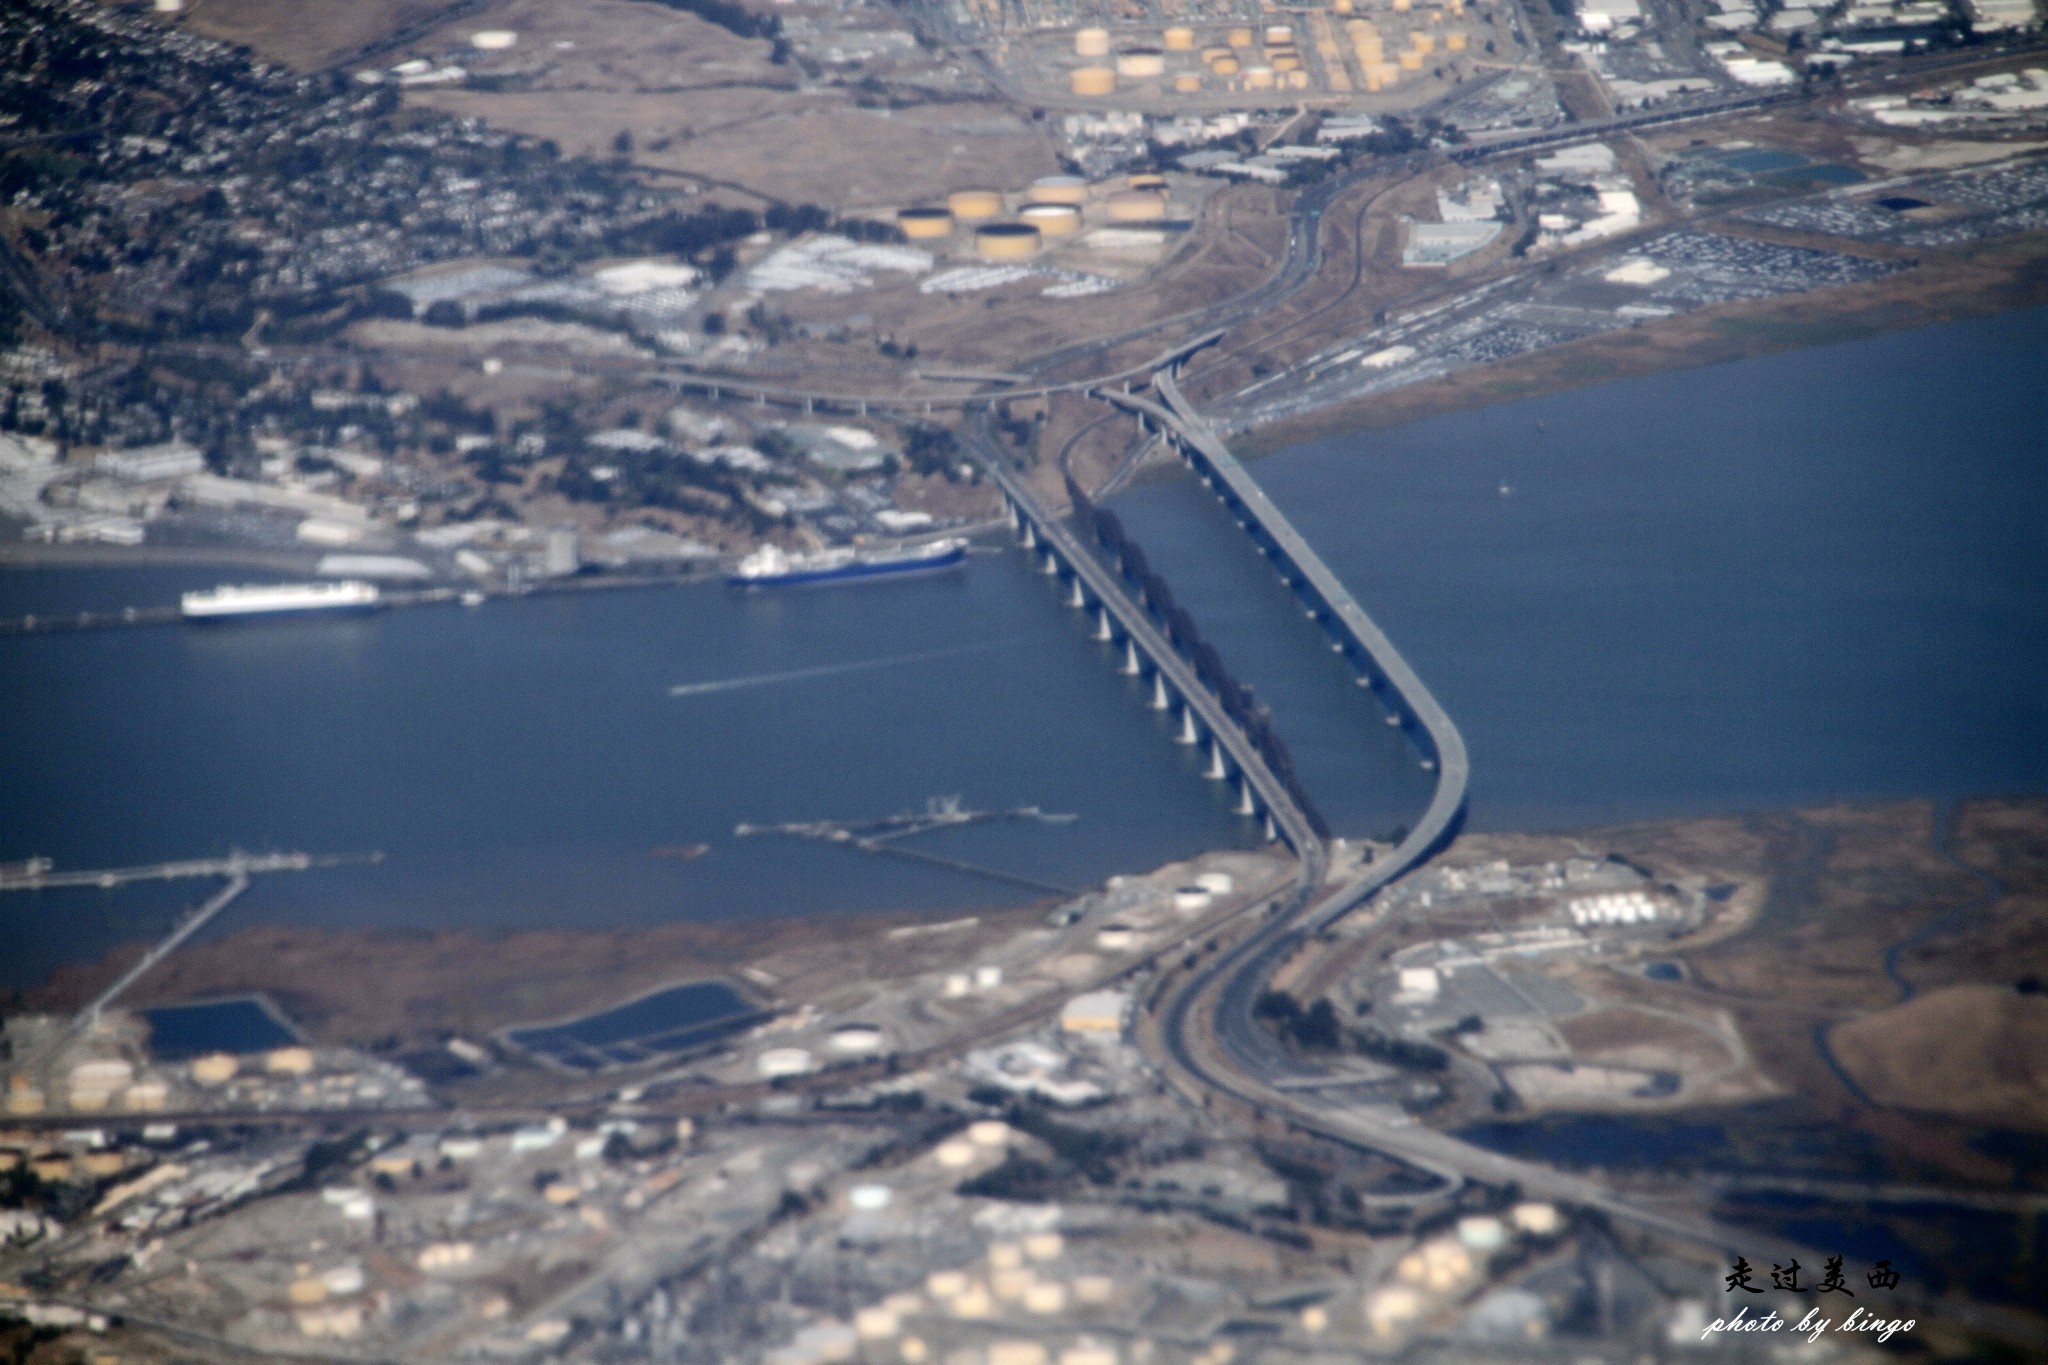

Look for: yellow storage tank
[1173,72,1202,92]
[1447,31,1468,49]
[1228,26,1254,47]
[1029,174,1089,204]
[1399,49,1423,68]
[975,222,1041,259]
[1070,66,1117,96]
[1209,54,1240,74]
[947,189,1004,221]
[1075,26,1111,57]
[897,207,955,238]
[1163,25,1195,49]
[1115,48,1166,77]
[1244,64,1275,89]
[1105,188,1168,221]
[1020,203,1081,235]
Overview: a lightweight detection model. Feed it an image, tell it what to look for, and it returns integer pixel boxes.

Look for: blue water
[4,306,2046,987]
[1120,305,2048,831]
[141,996,298,1059]
[0,555,1269,989]
[506,979,759,1069]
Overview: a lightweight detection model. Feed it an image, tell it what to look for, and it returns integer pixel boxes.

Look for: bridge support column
[1206,739,1227,781]
[1177,706,1198,745]
[1122,640,1141,676]
[1151,673,1170,711]
[1235,776,1257,817]
[1020,520,1037,549]
[1094,607,1113,642]
[1041,549,1060,576]
[1067,579,1085,610]
[1265,813,1279,843]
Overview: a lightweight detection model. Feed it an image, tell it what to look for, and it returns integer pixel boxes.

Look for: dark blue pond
[142,996,298,1060]
[505,979,760,1070]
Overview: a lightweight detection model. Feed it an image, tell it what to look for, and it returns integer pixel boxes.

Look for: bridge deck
[973,441,1323,865]
[1122,374,1470,926]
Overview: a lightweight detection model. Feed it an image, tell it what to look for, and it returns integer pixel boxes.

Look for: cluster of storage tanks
[896,173,1173,260]
[1363,1204,1564,1342]
[1063,4,1474,99]
[1343,3,1471,92]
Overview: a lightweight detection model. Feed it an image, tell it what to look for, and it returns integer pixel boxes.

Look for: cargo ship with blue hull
[727,537,967,588]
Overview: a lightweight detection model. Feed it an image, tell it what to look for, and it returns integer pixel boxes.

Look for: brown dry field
[401,0,1059,209]
[24,901,1053,1050]
[1832,985,2048,1128]
[159,0,456,70]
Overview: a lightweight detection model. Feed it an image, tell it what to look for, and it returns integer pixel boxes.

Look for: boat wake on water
[667,639,1021,699]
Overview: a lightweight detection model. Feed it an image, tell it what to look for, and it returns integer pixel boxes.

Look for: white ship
[727,537,967,588]
[180,580,381,621]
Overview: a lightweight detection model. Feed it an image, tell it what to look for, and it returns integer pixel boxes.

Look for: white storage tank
[757,1047,815,1078]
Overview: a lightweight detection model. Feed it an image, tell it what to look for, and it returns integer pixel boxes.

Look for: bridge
[967,413,1324,867]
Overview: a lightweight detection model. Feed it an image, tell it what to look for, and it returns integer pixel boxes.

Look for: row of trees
[1067,474,1331,841]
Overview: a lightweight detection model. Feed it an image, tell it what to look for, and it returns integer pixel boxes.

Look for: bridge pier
[1094,606,1113,642]
[1122,639,1141,676]
[1021,520,1037,549]
[1177,705,1199,745]
[1206,739,1228,781]
[1067,578,1085,610]
[1041,549,1060,576]
[1235,776,1257,817]
[1150,673,1170,711]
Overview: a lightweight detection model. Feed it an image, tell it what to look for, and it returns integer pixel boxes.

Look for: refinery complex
[4,0,2048,1359]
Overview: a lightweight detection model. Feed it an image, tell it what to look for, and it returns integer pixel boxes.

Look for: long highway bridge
[1033,366,2048,1345]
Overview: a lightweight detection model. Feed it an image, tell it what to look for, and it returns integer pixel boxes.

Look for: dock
[0,849,381,892]
[738,799,1077,896]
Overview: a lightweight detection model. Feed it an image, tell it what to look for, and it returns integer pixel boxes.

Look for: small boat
[651,843,711,861]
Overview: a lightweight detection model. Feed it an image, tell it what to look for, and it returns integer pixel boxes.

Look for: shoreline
[1227,231,2048,458]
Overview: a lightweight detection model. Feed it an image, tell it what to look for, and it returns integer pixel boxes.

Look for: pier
[0,849,380,892]
[0,848,378,1063]
[739,800,1079,896]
